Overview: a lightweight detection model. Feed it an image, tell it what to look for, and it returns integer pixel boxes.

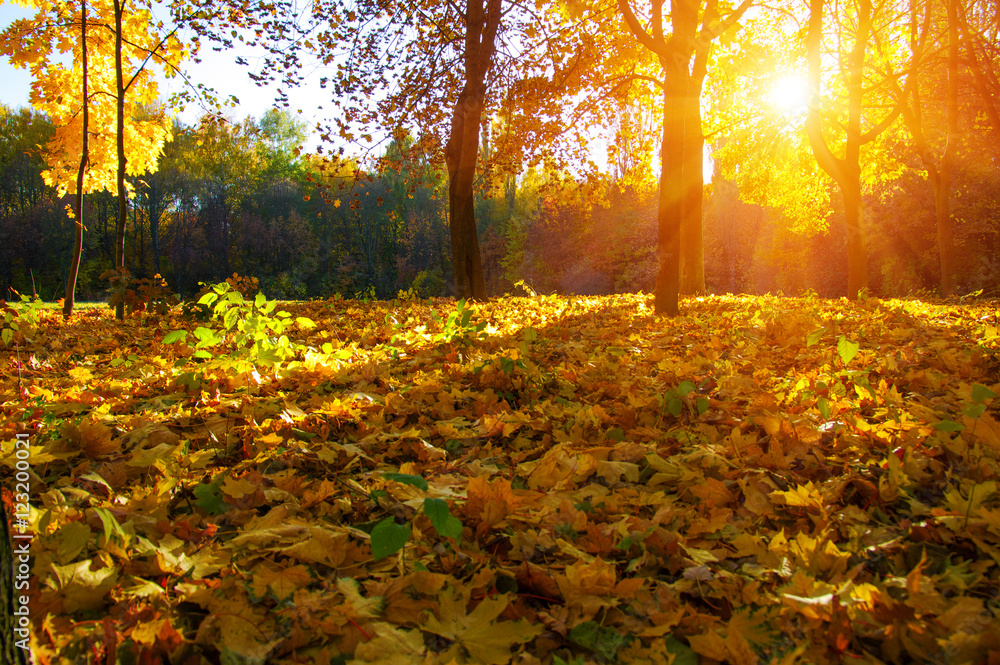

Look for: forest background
[0,0,999,306]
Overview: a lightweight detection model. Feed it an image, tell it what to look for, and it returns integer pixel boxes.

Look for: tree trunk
[151,208,161,276]
[901,0,955,296]
[679,67,708,294]
[655,78,686,315]
[841,175,868,299]
[805,0,871,299]
[445,0,500,300]
[937,0,958,296]
[114,0,127,319]
[617,0,699,315]
[1,499,30,665]
[679,0,719,295]
[64,0,89,320]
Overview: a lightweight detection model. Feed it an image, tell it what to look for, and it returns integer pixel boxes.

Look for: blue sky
[1,6,617,168]
[0,3,333,138]
[1,5,34,108]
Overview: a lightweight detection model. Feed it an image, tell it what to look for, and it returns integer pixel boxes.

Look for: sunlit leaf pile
[3,292,1000,664]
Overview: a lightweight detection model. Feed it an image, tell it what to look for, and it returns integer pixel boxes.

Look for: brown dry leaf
[251,562,313,601]
[63,418,119,458]
[465,475,519,534]
[555,557,619,616]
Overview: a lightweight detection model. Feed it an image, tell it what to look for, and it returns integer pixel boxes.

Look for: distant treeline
[2,105,998,303]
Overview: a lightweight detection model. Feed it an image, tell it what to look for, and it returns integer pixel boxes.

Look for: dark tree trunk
[64,0,89,319]
[937,0,958,296]
[444,0,500,300]
[1,499,30,665]
[618,0,746,314]
[806,0,871,300]
[679,0,719,295]
[114,0,127,319]
[655,77,686,316]
[653,0,697,315]
[151,198,162,276]
[901,0,954,295]
[679,59,709,294]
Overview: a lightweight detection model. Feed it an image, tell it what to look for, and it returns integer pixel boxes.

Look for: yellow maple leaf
[283,527,350,567]
[252,563,313,601]
[771,481,824,510]
[222,475,260,500]
[421,588,542,664]
[352,622,426,664]
[466,475,520,534]
[49,558,119,613]
[68,366,93,383]
[556,557,619,615]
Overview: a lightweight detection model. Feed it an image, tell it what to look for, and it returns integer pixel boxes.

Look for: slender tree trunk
[655,78,686,315]
[64,0,89,319]
[151,187,161,275]
[901,0,954,295]
[114,0,127,319]
[679,71,707,294]
[937,0,958,296]
[842,0,869,298]
[138,198,145,274]
[445,0,499,300]
[1,499,30,665]
[806,0,871,299]
[678,0,718,295]
[841,175,868,298]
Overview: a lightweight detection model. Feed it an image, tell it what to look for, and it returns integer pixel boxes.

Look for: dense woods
[2,94,999,305]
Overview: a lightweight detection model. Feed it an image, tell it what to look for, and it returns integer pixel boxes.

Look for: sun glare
[769,75,810,116]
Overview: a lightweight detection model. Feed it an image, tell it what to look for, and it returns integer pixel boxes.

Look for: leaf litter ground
[3,293,1000,665]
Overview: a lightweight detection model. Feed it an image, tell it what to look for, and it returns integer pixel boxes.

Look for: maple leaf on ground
[351,622,427,664]
[555,557,621,617]
[465,475,520,536]
[421,587,543,664]
[688,607,777,665]
[192,585,281,661]
[250,561,313,601]
[44,559,119,613]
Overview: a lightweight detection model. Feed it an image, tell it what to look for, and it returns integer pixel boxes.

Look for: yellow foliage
[0,0,184,196]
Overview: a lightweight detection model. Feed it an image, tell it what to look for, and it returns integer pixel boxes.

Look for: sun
[769,75,810,116]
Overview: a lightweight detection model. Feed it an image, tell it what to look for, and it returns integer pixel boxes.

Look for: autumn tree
[887,0,962,295]
[200,0,606,299]
[106,0,186,317]
[1,0,97,316]
[617,0,750,315]
[957,0,1000,141]
[0,107,53,295]
[805,0,913,299]
[704,9,841,291]
[1,0,179,316]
